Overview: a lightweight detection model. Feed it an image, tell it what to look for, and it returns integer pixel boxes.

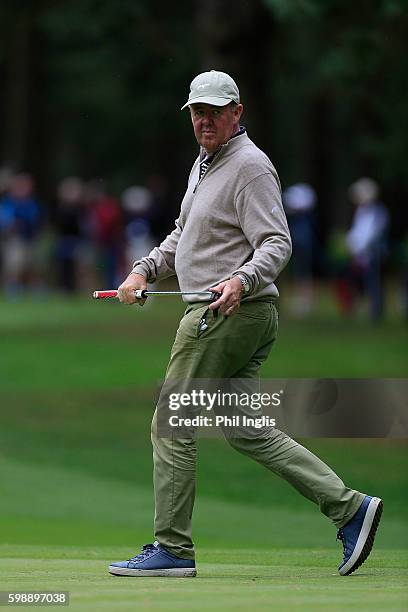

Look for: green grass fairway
[1,548,407,611]
[0,293,407,610]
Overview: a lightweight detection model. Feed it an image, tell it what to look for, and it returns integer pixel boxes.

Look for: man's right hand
[117,272,147,305]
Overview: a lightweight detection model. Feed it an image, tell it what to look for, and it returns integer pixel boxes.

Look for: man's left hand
[208,277,243,316]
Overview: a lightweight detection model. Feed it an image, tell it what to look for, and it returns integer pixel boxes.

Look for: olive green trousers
[151,300,364,559]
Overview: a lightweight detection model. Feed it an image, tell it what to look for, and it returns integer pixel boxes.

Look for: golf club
[93,289,221,301]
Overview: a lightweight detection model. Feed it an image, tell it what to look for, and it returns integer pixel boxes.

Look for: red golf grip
[93,289,148,299]
[93,290,118,299]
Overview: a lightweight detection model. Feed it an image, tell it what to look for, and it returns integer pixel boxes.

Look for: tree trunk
[2,9,30,169]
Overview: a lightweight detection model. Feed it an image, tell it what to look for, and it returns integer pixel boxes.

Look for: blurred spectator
[0,173,42,298]
[283,183,317,317]
[404,236,408,323]
[328,229,353,315]
[121,186,154,269]
[55,177,85,293]
[397,234,408,322]
[346,178,389,321]
[85,180,124,289]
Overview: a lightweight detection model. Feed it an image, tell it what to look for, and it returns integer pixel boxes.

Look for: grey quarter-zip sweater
[132,131,292,302]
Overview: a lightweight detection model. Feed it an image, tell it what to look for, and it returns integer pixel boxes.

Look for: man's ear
[235,103,244,121]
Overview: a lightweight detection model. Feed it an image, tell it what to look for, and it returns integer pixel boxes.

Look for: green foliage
[32,0,198,183]
[1,548,407,611]
[0,0,407,225]
[263,0,408,193]
[264,0,321,21]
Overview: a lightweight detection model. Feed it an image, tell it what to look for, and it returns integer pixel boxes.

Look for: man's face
[190,102,243,154]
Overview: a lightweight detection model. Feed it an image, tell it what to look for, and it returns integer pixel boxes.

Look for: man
[109,71,382,578]
[0,173,42,298]
[346,178,389,321]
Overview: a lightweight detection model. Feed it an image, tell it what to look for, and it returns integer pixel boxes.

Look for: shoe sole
[339,496,383,576]
[108,566,197,577]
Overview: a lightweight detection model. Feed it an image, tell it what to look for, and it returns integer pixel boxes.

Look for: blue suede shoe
[109,541,196,577]
[337,495,383,576]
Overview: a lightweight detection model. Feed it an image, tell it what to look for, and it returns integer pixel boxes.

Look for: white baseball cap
[181,70,240,110]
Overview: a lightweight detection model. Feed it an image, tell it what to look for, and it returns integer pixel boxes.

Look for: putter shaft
[93,289,220,301]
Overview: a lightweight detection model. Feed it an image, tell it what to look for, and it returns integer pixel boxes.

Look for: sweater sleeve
[131,217,182,283]
[232,171,292,293]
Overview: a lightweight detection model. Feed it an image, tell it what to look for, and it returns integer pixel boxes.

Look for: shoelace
[129,543,156,562]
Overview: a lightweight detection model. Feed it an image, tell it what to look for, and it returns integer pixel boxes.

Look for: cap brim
[181,96,233,110]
